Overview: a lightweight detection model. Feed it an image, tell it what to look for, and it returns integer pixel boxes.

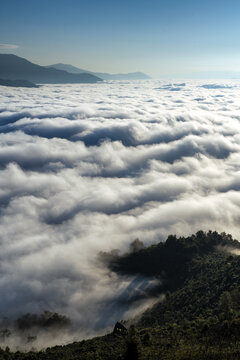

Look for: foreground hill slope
[109,230,240,326]
[0,54,102,83]
[1,230,240,359]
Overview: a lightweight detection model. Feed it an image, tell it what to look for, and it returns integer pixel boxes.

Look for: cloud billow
[0,79,240,348]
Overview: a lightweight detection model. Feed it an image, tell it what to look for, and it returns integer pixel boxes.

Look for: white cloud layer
[0,79,240,347]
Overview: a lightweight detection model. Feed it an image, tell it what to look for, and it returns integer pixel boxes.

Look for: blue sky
[1,0,240,76]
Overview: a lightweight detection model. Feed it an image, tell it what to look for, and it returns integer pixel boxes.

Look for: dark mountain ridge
[0,54,102,84]
[0,78,38,88]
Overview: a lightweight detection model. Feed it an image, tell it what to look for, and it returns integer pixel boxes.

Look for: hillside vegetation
[1,230,240,359]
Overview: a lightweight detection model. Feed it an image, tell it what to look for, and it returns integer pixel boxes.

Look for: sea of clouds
[1,79,240,347]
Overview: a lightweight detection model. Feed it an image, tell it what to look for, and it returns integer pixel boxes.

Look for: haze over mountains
[0,54,102,84]
[47,63,151,80]
[163,71,240,79]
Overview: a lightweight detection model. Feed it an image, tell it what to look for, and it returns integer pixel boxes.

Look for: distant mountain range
[0,54,151,86]
[0,54,102,84]
[47,63,151,80]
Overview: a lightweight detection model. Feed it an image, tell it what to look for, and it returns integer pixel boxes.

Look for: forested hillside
[1,230,240,359]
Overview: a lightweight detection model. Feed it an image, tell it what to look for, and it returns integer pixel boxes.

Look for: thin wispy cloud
[0,43,19,49]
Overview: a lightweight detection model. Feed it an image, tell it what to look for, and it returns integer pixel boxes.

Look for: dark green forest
[1,230,240,359]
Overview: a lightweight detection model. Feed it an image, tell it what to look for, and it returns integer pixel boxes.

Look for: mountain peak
[0,54,102,84]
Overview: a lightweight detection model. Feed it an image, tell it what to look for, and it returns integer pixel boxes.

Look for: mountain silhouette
[48,63,151,80]
[0,54,102,84]
[0,78,38,88]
